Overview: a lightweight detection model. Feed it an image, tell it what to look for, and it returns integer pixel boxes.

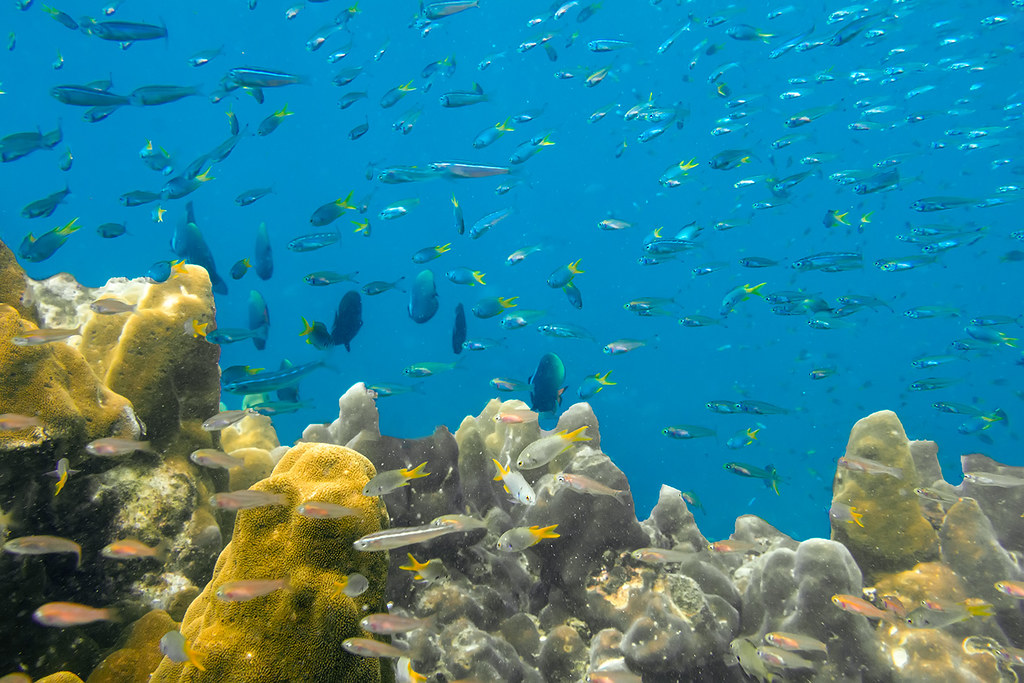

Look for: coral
[0,303,139,453]
[149,442,391,683]
[0,240,34,320]
[739,537,891,680]
[36,674,85,683]
[219,414,279,454]
[67,265,221,451]
[86,610,179,683]
[830,410,939,576]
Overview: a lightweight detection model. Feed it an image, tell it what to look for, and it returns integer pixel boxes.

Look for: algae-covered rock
[831,410,939,576]
[150,442,391,683]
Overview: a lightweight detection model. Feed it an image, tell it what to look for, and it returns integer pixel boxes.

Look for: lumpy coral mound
[150,442,391,683]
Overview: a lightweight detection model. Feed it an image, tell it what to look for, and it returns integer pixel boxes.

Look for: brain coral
[149,442,392,683]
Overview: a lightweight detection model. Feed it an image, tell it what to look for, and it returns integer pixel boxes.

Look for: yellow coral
[86,610,180,683]
[0,304,137,451]
[150,443,391,683]
[78,264,220,451]
[831,411,939,576]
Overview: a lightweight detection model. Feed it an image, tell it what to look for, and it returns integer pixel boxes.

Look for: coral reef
[2,253,1023,683]
[149,442,392,683]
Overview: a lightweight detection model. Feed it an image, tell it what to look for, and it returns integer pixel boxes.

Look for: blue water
[2,0,1021,542]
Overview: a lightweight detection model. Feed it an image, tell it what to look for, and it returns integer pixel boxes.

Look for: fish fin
[963,601,995,618]
[563,425,591,443]
[54,469,67,496]
[531,524,560,540]
[492,458,509,480]
[402,461,430,480]
[184,638,206,671]
[472,82,483,94]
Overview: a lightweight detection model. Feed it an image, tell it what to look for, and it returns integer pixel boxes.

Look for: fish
[10,325,82,346]
[830,594,898,623]
[86,437,153,456]
[353,524,456,551]
[530,352,566,414]
[556,472,629,505]
[159,631,205,671]
[296,501,358,519]
[334,572,369,597]
[221,360,326,394]
[362,462,430,497]
[496,524,560,552]
[33,602,119,627]
[492,458,536,505]
[362,611,435,636]
[439,82,487,107]
[190,448,245,469]
[341,638,407,659]
[578,371,616,399]
[305,271,358,286]
[408,270,439,323]
[216,577,289,601]
[452,303,467,354]
[662,424,716,440]
[397,554,447,583]
[723,462,783,495]
[45,457,78,496]
[517,426,590,469]
[21,184,70,218]
[837,455,903,478]
[201,409,256,431]
[332,291,363,351]
[209,490,288,510]
[904,600,994,628]
[0,413,42,430]
[19,217,80,262]
[100,538,168,561]
[3,535,81,567]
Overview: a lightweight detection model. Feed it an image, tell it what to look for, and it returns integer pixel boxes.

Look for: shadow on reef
[0,250,1022,682]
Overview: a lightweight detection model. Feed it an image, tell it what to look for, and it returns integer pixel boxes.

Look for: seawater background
[0,0,1021,542]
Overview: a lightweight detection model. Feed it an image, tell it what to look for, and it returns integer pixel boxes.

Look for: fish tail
[403,461,430,480]
[564,425,591,443]
[614,490,631,506]
[154,539,171,563]
[58,217,81,235]
[473,271,486,286]
[850,506,865,528]
[491,458,509,480]
[185,639,206,671]
[54,470,67,496]
[532,523,560,539]
[598,371,615,386]
[569,258,584,274]
[963,601,995,618]
[299,317,314,336]
[499,296,519,308]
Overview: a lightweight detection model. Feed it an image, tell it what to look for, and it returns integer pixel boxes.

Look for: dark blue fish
[530,352,566,414]
[408,269,439,323]
[452,303,466,354]
[254,222,273,279]
[248,290,269,351]
[171,202,227,294]
[331,290,362,351]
